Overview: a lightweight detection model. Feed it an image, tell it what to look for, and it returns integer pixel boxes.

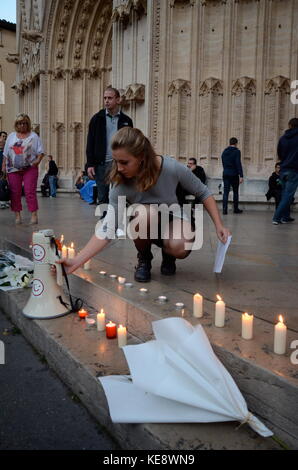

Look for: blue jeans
[273,170,298,221]
[48,175,58,197]
[95,161,112,204]
[223,175,240,212]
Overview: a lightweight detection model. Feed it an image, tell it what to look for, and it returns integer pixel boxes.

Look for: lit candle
[139,288,148,294]
[62,245,68,258]
[68,242,75,259]
[99,271,107,276]
[117,324,127,348]
[97,308,106,332]
[215,295,225,327]
[242,312,254,340]
[84,259,91,270]
[106,321,117,339]
[60,234,64,245]
[193,293,203,318]
[109,274,117,280]
[274,315,287,355]
[78,308,88,319]
[158,295,167,303]
[118,276,126,285]
[175,302,185,309]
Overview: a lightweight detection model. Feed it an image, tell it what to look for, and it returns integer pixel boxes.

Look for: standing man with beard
[86,87,133,207]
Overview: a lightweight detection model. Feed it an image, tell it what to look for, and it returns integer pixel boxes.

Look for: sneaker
[234,209,243,214]
[281,217,295,223]
[134,252,153,282]
[272,220,281,225]
[160,250,176,275]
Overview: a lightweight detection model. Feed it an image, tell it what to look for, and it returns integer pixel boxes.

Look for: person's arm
[31,153,44,167]
[203,196,230,244]
[2,156,6,174]
[236,149,243,182]
[56,235,110,274]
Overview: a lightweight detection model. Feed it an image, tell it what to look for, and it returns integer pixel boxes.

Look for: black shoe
[234,209,243,214]
[134,252,153,282]
[223,209,227,215]
[160,250,176,275]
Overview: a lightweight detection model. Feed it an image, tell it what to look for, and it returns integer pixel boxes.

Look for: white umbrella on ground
[99,317,273,437]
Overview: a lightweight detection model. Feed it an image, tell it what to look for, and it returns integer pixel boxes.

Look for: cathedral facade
[12,0,298,194]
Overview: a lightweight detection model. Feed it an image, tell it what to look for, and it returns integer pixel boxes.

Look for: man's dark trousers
[223,175,240,212]
[95,161,112,205]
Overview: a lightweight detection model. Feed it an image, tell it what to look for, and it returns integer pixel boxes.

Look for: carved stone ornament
[201,0,227,5]
[70,122,83,131]
[123,83,145,103]
[53,122,65,132]
[6,53,20,64]
[52,67,67,80]
[170,0,196,7]
[231,77,256,96]
[264,76,291,95]
[21,30,44,43]
[168,79,191,97]
[112,0,147,28]
[199,78,223,96]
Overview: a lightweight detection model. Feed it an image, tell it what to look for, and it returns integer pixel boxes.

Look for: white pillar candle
[97,308,106,332]
[68,242,75,259]
[60,234,64,245]
[117,324,127,348]
[274,315,287,355]
[215,295,225,327]
[193,293,203,318]
[84,259,91,270]
[62,245,68,258]
[118,276,126,285]
[242,312,254,340]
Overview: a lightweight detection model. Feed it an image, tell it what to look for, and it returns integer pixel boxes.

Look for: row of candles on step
[78,308,127,348]
[58,236,287,356]
[194,294,287,355]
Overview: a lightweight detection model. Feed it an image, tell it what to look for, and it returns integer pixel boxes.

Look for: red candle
[106,321,117,339]
[78,309,88,319]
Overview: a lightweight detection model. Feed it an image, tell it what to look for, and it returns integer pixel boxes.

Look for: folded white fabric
[99,317,273,437]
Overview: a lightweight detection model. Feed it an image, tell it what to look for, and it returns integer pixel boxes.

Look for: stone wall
[0,21,17,133]
[13,0,298,194]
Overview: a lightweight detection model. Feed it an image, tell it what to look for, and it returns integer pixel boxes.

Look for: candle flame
[244,312,251,318]
[60,234,64,242]
[70,242,74,249]
[100,308,104,314]
[119,324,123,328]
[216,295,222,301]
[278,315,284,324]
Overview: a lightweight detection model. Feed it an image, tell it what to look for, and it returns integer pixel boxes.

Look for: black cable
[51,237,83,313]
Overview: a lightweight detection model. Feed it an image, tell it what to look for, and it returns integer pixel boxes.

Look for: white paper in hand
[213,235,232,273]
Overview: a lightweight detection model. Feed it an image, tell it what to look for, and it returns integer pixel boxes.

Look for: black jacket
[266,172,282,200]
[277,128,298,173]
[193,166,206,185]
[47,160,58,176]
[221,146,243,178]
[86,109,133,167]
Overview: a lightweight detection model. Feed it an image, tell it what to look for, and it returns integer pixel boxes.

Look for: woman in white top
[2,114,44,224]
[57,127,230,282]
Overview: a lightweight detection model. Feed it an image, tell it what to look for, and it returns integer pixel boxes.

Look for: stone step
[0,238,296,450]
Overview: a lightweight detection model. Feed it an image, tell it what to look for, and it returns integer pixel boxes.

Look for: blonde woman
[2,114,44,224]
[58,127,230,282]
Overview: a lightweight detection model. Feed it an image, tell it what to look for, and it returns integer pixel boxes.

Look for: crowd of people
[1,87,297,281]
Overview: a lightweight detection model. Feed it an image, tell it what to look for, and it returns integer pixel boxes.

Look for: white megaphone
[23,229,71,319]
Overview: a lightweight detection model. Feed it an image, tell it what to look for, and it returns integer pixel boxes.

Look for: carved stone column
[168,79,191,159]
[231,77,256,163]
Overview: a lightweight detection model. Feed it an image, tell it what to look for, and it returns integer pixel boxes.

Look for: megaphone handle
[56,261,63,286]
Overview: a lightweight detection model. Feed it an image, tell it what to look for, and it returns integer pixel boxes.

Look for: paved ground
[0,308,118,450]
[0,194,297,333]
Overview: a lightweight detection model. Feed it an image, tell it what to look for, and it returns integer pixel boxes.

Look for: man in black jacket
[221,137,243,215]
[272,118,298,224]
[86,87,133,205]
[47,155,59,197]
